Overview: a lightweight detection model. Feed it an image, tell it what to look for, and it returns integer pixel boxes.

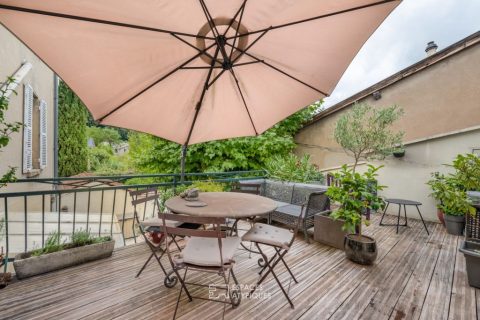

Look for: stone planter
[13,240,115,279]
[460,240,480,288]
[314,212,347,250]
[444,215,465,235]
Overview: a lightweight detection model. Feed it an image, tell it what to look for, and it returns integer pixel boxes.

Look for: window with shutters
[23,84,47,175]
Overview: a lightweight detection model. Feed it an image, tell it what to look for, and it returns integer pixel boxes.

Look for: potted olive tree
[326,165,385,265]
[315,103,403,250]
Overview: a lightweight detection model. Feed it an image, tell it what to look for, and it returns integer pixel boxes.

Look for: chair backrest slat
[131,194,159,206]
[129,187,158,196]
[159,225,226,238]
[162,213,225,225]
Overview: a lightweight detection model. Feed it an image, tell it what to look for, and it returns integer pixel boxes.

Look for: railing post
[3,198,9,273]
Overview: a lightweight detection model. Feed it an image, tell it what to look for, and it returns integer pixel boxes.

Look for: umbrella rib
[207,29,270,89]
[185,46,221,145]
[228,0,247,61]
[0,4,214,40]
[225,42,328,96]
[223,0,247,37]
[226,0,398,40]
[170,33,222,65]
[228,68,258,135]
[98,41,217,122]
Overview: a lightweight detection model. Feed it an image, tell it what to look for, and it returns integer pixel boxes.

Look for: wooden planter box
[13,240,115,279]
[313,212,347,250]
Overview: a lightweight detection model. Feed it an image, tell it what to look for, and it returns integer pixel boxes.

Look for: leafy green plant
[30,229,111,257]
[326,165,385,235]
[427,153,479,216]
[128,102,322,174]
[58,81,88,176]
[264,154,323,183]
[334,103,404,171]
[190,180,226,192]
[0,76,22,187]
[86,126,122,146]
[31,231,63,256]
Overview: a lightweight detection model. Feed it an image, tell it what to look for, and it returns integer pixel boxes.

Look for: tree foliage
[264,154,323,183]
[58,81,88,176]
[327,165,385,235]
[0,76,22,188]
[129,102,322,173]
[86,126,121,146]
[334,103,404,171]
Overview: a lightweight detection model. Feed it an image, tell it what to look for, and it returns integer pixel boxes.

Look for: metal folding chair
[159,213,242,319]
[129,188,181,287]
[242,205,304,308]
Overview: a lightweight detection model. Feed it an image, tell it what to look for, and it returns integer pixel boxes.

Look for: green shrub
[326,165,385,235]
[190,180,226,192]
[31,231,63,256]
[264,154,323,183]
[427,153,479,216]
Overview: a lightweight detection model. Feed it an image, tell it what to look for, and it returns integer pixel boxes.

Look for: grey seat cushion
[274,204,304,217]
[242,223,293,249]
[275,200,291,208]
[181,236,241,267]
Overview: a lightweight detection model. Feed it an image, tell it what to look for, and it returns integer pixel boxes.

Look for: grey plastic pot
[459,240,480,288]
[444,214,465,235]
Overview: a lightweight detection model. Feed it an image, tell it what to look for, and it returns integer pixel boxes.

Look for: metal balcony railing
[0,170,266,271]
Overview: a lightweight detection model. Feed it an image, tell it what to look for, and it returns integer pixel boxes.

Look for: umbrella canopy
[0,0,400,146]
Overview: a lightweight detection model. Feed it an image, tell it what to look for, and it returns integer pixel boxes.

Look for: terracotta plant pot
[344,234,377,265]
[444,215,465,235]
[437,209,446,226]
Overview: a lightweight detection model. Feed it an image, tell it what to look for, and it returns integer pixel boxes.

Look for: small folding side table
[379,198,429,235]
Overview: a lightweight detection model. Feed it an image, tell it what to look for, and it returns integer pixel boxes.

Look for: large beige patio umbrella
[0,0,401,175]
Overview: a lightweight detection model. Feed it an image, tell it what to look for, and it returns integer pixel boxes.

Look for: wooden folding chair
[241,205,304,308]
[159,213,242,319]
[129,188,181,287]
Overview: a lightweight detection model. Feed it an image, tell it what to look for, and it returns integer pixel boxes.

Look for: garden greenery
[326,165,385,235]
[334,103,404,171]
[31,229,111,257]
[427,153,479,216]
[58,81,88,176]
[264,154,323,183]
[128,102,323,174]
[0,76,21,187]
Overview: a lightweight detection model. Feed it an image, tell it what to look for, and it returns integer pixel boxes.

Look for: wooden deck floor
[0,215,477,320]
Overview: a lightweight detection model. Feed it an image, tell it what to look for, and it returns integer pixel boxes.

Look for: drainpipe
[53,75,59,179]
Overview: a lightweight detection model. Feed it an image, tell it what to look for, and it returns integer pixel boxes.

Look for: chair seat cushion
[242,223,293,249]
[275,201,291,208]
[181,236,241,267]
[274,204,304,217]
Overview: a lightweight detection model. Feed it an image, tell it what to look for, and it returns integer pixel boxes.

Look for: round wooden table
[165,192,277,218]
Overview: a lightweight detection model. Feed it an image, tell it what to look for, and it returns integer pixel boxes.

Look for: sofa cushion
[274,204,304,217]
[264,180,294,203]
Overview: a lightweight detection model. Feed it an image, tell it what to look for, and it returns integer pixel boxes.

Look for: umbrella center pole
[180,144,187,183]
[216,35,232,70]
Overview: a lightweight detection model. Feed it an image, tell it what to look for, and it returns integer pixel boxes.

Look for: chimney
[425,41,438,56]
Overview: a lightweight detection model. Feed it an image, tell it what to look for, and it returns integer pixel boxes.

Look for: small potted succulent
[326,165,385,265]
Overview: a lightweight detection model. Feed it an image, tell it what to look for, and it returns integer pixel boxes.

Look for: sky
[323,0,480,108]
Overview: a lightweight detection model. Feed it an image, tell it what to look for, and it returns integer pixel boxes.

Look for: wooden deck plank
[448,239,477,320]
[358,223,443,320]
[389,224,446,320]
[0,217,471,320]
[418,233,458,320]
[302,220,425,320]
[269,217,418,320]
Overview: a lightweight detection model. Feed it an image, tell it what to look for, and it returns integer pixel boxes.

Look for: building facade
[0,25,57,210]
[295,32,480,221]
